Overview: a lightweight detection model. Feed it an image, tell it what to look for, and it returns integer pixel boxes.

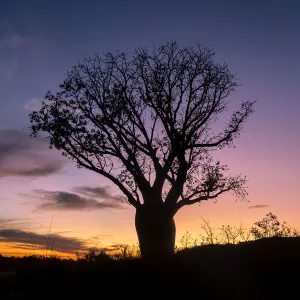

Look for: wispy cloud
[0,218,43,235]
[74,186,122,201]
[23,98,52,112]
[32,189,123,211]
[0,229,87,254]
[248,204,270,209]
[23,98,43,112]
[0,128,65,178]
[0,218,19,228]
[12,164,64,177]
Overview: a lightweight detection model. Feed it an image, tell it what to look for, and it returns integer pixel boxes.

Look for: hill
[1,237,299,299]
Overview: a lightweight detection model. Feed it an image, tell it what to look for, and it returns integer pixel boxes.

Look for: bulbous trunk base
[135,206,176,258]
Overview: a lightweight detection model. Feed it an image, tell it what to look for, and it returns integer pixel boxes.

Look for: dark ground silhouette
[0,236,299,299]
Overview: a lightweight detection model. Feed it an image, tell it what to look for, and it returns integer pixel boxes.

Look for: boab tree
[29,41,255,258]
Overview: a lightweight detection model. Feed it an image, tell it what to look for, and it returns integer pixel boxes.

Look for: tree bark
[135,205,176,259]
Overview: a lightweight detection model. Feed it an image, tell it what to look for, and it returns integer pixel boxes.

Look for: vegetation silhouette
[29,41,255,258]
[0,213,299,299]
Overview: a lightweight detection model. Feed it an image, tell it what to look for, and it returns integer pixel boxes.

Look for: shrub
[250,212,300,239]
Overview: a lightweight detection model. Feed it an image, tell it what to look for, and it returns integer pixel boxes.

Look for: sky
[0,0,299,257]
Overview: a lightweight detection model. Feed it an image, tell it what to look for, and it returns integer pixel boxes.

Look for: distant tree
[179,231,198,249]
[29,41,255,258]
[250,212,300,239]
[219,224,240,244]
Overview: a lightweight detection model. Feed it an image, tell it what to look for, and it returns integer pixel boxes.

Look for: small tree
[238,223,252,242]
[198,219,221,245]
[219,225,240,244]
[179,231,198,249]
[30,41,255,258]
[251,212,300,239]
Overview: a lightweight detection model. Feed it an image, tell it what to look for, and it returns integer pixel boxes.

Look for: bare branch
[29,41,254,214]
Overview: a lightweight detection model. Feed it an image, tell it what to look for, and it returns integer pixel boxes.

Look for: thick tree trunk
[135,205,176,258]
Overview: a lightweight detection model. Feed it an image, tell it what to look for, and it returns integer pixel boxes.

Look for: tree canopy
[30,41,255,216]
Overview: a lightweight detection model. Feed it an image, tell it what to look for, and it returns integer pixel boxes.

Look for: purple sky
[0,0,299,256]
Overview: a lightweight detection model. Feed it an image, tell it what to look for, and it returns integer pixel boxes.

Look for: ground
[0,237,299,299]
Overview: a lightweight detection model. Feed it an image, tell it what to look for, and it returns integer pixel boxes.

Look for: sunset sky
[0,0,299,257]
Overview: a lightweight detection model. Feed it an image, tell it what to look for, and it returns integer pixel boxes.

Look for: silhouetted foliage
[179,231,198,249]
[112,243,141,260]
[81,248,111,263]
[29,41,255,257]
[177,212,300,250]
[250,212,300,239]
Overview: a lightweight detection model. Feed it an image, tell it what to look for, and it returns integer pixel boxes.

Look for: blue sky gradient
[0,0,299,256]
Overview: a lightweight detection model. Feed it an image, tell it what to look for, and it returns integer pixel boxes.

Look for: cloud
[0,128,65,178]
[0,229,87,254]
[23,98,52,112]
[23,98,43,112]
[248,205,270,209]
[74,186,122,200]
[0,218,19,228]
[9,164,64,177]
[0,218,43,233]
[1,161,65,178]
[33,189,123,211]
[0,128,46,159]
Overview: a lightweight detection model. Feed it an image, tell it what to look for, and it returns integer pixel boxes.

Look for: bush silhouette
[81,248,111,263]
[250,212,300,239]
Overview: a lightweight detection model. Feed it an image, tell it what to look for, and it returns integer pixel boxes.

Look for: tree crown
[30,41,255,214]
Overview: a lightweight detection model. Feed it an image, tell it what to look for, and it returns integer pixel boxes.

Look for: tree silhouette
[29,41,255,258]
[250,212,300,239]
